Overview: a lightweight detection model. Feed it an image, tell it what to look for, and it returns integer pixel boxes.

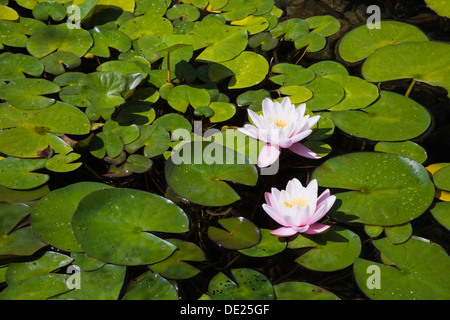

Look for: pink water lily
[238,97,321,167]
[263,178,335,236]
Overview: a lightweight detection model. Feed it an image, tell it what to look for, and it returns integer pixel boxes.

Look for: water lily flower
[263,178,335,236]
[238,97,321,167]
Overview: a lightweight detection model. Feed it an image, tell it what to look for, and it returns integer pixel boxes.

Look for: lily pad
[32,1,67,21]
[0,52,44,81]
[0,17,45,48]
[354,237,450,299]
[190,18,248,63]
[27,23,93,58]
[248,31,279,51]
[0,3,18,20]
[302,77,345,111]
[208,268,274,300]
[79,72,126,109]
[270,18,309,41]
[425,0,450,17]
[270,63,316,86]
[374,141,427,163]
[307,60,348,77]
[165,141,258,206]
[231,15,269,34]
[31,182,113,252]
[432,165,450,191]
[45,153,82,172]
[166,3,200,21]
[167,85,211,113]
[41,51,81,76]
[384,223,413,244]
[288,226,361,272]
[0,226,47,257]
[0,157,48,190]
[362,41,450,94]
[220,0,257,21]
[0,274,69,300]
[305,15,340,37]
[331,91,431,141]
[209,102,236,122]
[89,24,132,58]
[122,270,179,300]
[0,203,32,236]
[238,228,287,257]
[152,113,192,133]
[115,101,156,126]
[278,85,313,104]
[323,74,379,111]
[119,14,173,40]
[208,217,261,250]
[311,152,435,226]
[149,238,206,279]
[236,89,271,111]
[338,21,429,63]
[430,202,450,230]
[72,188,189,265]
[274,282,341,300]
[0,78,60,110]
[0,184,49,203]
[124,125,171,158]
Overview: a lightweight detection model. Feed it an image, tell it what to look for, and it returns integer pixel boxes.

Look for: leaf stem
[405,79,416,97]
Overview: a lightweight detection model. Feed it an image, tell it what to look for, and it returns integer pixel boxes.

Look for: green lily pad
[124,125,171,158]
[71,252,106,272]
[135,0,168,16]
[153,113,192,133]
[89,24,132,58]
[384,223,413,244]
[302,77,345,111]
[79,72,126,109]
[122,270,179,300]
[323,74,379,111]
[194,106,214,119]
[374,141,427,163]
[0,184,49,203]
[274,282,341,300]
[331,91,431,141]
[208,217,260,250]
[220,0,257,21]
[149,238,206,279]
[115,101,156,126]
[362,41,450,93]
[307,60,349,77]
[190,18,248,63]
[72,188,189,265]
[208,102,236,122]
[165,141,258,206]
[97,60,147,78]
[0,102,90,158]
[45,153,82,172]
[54,264,127,300]
[5,251,73,283]
[425,0,450,17]
[27,23,93,58]
[0,3,18,20]
[294,32,327,52]
[238,228,287,257]
[312,152,435,226]
[364,225,384,238]
[236,89,271,111]
[270,63,316,86]
[168,85,211,113]
[32,1,67,21]
[208,268,274,300]
[338,21,429,63]
[89,131,124,159]
[167,3,200,21]
[0,274,69,300]
[0,17,45,48]
[248,31,279,51]
[288,226,361,272]
[432,165,450,191]
[307,111,335,141]
[305,15,340,37]
[41,51,81,76]
[31,182,113,252]
[231,15,269,34]
[354,237,450,299]
[53,72,91,107]
[278,85,313,104]
[0,52,44,81]
[430,201,450,230]
[0,203,32,236]
[119,14,173,40]
[270,18,309,41]
[0,226,47,257]
[0,78,60,110]
[0,157,48,190]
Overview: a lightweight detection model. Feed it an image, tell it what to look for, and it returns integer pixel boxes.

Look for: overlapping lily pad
[72,188,189,265]
[0,52,44,81]
[312,152,435,226]
[208,217,260,250]
[165,141,258,206]
[274,282,340,300]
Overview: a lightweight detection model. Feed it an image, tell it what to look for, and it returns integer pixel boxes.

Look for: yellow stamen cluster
[284,198,309,208]
[269,117,290,129]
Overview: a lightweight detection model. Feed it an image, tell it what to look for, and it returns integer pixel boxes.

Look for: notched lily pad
[208,217,261,250]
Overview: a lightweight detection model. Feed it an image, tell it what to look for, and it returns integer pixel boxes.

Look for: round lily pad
[0,157,48,190]
[32,1,67,21]
[167,85,211,113]
[79,72,126,109]
[45,153,82,173]
[119,14,173,40]
[374,141,427,163]
[362,41,450,93]
[72,188,189,265]
[149,238,206,279]
[323,74,379,111]
[384,223,412,244]
[432,165,450,191]
[307,60,348,77]
[31,182,113,252]
[165,141,258,206]
[425,0,450,17]
[338,21,429,63]
[209,102,236,122]
[27,23,93,58]
[231,15,269,34]
[89,24,132,58]
[312,152,435,226]
[208,217,261,250]
[288,226,361,272]
[41,51,81,76]
[270,63,316,86]
[430,202,450,230]
[274,282,341,300]
[303,77,345,111]
[331,91,431,141]
[278,85,313,104]
[354,237,450,299]
[0,17,45,48]
[124,125,171,158]
[305,15,340,37]
[208,268,274,300]
[153,113,192,133]
[122,270,179,300]
[238,228,287,257]
[0,52,44,81]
